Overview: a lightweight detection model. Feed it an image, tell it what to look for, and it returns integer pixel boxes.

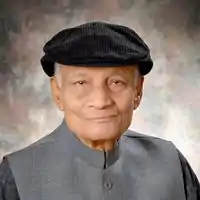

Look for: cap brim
[41,54,153,77]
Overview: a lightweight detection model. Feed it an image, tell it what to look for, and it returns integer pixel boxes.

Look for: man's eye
[73,80,86,85]
[111,80,125,85]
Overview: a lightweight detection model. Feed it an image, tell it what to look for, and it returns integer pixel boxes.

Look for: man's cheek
[118,98,134,112]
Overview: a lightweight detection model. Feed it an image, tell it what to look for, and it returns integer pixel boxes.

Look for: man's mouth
[88,115,117,122]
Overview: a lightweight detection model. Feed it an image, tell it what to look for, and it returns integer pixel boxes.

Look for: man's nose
[88,86,113,109]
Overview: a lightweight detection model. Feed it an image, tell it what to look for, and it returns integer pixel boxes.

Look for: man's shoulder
[123,129,167,141]
[6,125,61,160]
[121,129,181,167]
[122,129,176,152]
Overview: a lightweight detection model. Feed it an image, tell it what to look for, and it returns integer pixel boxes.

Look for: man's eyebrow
[66,72,89,78]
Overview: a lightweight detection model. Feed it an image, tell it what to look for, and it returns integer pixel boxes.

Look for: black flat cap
[41,21,153,76]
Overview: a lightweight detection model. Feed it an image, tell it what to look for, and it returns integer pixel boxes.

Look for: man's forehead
[59,64,138,77]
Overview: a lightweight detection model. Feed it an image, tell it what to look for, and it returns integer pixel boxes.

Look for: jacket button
[104,180,113,190]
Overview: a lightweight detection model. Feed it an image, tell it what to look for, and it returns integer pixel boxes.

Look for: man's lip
[87,115,117,120]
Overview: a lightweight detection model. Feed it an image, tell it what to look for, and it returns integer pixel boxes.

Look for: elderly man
[0,21,199,200]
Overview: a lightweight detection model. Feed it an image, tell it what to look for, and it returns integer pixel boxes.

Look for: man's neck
[79,137,118,151]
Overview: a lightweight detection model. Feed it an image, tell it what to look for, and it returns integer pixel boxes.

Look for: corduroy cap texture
[41,21,153,76]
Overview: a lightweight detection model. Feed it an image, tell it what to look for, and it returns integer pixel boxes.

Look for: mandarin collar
[57,119,121,169]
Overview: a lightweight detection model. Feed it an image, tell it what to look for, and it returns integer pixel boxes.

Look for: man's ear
[133,75,144,110]
[50,77,64,111]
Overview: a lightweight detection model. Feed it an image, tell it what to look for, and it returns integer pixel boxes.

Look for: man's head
[40,21,153,148]
[50,64,143,143]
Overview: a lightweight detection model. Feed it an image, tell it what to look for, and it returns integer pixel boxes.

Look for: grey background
[0,0,199,179]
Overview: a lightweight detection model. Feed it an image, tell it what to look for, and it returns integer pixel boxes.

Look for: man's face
[51,65,143,142]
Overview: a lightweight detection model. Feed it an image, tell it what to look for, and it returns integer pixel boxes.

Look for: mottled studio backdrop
[0,0,199,179]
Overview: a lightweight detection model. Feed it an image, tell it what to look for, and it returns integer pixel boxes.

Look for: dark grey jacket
[0,120,200,200]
